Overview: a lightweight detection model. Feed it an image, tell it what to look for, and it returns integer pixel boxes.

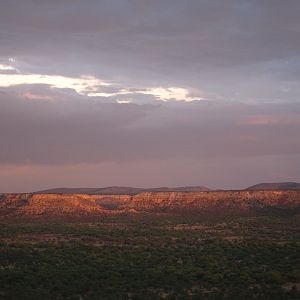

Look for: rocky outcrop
[126,190,300,213]
[0,194,106,217]
[0,190,299,218]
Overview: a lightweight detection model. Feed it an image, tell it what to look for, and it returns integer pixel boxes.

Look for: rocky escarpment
[0,190,299,218]
[0,194,106,217]
[125,190,300,213]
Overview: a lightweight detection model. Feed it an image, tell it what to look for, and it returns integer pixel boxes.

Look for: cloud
[241,115,300,126]
[0,72,110,96]
[137,87,202,101]
[22,92,53,101]
[117,100,132,104]
[1,89,299,166]
[1,1,300,102]
[0,64,202,102]
[0,84,299,191]
[89,87,202,101]
[0,64,16,71]
[0,1,300,191]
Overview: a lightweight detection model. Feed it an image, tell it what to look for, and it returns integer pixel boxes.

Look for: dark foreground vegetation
[0,214,299,299]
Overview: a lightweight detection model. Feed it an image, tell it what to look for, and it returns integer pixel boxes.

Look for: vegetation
[0,215,299,299]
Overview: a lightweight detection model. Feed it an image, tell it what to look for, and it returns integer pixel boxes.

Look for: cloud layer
[1,0,300,101]
[0,89,299,191]
[0,1,299,191]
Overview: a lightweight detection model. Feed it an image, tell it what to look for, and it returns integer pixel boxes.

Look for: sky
[0,0,299,192]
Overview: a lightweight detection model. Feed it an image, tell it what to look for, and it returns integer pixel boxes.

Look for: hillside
[1,190,299,218]
[34,183,300,195]
[246,182,300,190]
[35,186,211,195]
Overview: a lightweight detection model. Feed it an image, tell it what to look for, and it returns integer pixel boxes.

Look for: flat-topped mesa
[127,190,300,212]
[0,194,106,217]
[0,190,300,218]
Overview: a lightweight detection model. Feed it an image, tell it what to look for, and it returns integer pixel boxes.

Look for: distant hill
[246,182,300,191]
[35,186,211,195]
[35,187,144,195]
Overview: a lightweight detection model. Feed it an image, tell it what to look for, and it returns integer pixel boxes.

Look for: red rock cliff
[0,190,299,218]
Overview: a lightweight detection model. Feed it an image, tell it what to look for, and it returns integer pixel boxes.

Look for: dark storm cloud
[0,88,299,191]
[1,91,299,165]
[0,0,300,100]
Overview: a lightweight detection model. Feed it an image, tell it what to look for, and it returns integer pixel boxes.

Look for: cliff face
[126,190,300,212]
[0,190,299,218]
[0,194,106,217]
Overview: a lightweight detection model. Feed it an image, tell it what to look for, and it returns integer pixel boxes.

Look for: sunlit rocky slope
[0,190,299,218]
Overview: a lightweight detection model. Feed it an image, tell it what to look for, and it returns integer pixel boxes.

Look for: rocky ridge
[0,190,300,219]
[246,182,300,190]
[35,186,211,195]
